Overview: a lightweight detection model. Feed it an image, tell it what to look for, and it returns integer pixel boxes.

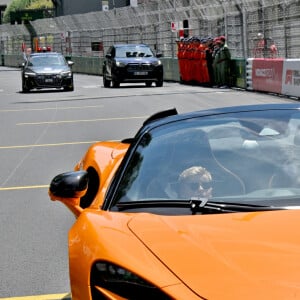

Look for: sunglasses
[186,181,211,190]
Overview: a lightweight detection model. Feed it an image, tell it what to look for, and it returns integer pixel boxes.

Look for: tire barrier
[246,58,254,90]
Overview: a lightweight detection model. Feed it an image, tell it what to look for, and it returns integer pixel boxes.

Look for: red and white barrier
[252,58,284,94]
[282,59,300,98]
[247,58,300,98]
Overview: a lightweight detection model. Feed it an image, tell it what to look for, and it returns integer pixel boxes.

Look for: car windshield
[28,55,66,66]
[116,45,154,58]
[113,109,300,208]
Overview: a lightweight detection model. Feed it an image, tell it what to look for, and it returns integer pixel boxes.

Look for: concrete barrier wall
[2,54,24,68]
[69,56,103,75]
[69,56,181,81]
[3,54,183,82]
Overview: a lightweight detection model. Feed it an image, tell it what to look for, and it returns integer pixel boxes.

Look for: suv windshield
[29,55,66,66]
[116,45,154,58]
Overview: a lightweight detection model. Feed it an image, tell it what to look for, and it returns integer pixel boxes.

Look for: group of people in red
[177,35,231,88]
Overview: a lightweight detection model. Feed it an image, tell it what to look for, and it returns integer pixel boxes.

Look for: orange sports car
[49,104,300,300]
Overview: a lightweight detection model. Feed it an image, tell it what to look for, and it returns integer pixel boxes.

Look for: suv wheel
[22,80,30,93]
[103,73,111,88]
[155,79,163,87]
[112,80,120,88]
[64,85,74,92]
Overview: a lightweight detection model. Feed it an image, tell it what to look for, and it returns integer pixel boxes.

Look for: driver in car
[178,166,213,199]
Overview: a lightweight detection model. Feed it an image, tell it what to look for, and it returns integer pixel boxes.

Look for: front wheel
[64,85,74,92]
[112,80,120,88]
[155,78,163,87]
[103,74,111,88]
[22,80,30,93]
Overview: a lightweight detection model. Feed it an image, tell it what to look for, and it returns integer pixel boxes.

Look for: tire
[64,85,74,91]
[103,74,111,88]
[155,78,163,87]
[64,80,74,91]
[22,80,30,93]
[112,80,120,88]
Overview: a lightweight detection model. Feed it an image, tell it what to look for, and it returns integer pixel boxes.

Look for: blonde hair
[179,166,212,182]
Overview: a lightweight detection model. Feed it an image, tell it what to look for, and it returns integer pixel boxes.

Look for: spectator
[23,47,32,61]
[212,38,222,87]
[205,37,215,86]
[217,36,231,88]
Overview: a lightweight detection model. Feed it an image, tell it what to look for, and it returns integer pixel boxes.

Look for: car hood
[25,66,70,74]
[128,209,300,299]
[115,57,160,64]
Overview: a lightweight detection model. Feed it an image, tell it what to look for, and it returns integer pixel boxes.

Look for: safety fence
[1,0,300,60]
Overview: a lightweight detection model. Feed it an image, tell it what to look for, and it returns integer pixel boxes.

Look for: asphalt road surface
[0,66,296,299]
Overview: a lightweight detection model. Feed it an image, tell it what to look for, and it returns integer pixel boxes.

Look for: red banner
[252,59,284,94]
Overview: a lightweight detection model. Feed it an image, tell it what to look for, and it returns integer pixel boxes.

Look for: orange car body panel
[74,141,130,208]
[53,140,300,299]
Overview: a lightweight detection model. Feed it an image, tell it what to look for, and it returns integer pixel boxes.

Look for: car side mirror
[156,53,163,58]
[106,53,112,59]
[68,60,74,66]
[49,171,88,217]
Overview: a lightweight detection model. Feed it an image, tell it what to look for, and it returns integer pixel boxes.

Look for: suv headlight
[115,61,126,67]
[152,60,162,66]
[24,71,36,77]
[60,71,72,77]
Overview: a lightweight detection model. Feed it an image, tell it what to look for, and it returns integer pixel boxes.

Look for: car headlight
[24,71,36,77]
[152,60,162,66]
[91,261,172,299]
[60,71,72,77]
[115,61,126,67]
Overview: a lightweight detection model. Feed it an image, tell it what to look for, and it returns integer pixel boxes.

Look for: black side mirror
[49,171,89,217]
[49,171,88,198]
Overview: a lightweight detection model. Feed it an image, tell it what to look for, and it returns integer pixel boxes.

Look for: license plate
[45,78,53,83]
[134,72,148,76]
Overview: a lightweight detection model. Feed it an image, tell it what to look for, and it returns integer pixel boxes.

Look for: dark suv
[103,44,164,88]
[21,52,74,92]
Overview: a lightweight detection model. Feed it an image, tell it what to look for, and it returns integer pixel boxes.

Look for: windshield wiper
[114,199,283,214]
[190,198,283,214]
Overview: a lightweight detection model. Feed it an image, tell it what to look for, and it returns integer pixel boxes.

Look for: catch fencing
[0,0,300,60]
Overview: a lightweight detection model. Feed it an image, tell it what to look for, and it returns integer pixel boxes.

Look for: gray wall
[55,0,103,16]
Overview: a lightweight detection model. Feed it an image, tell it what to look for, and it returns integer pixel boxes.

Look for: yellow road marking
[0,105,104,113]
[0,293,71,300]
[0,185,49,191]
[17,115,147,126]
[0,141,98,150]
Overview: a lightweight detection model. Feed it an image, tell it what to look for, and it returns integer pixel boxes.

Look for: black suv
[21,52,74,92]
[103,44,163,88]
